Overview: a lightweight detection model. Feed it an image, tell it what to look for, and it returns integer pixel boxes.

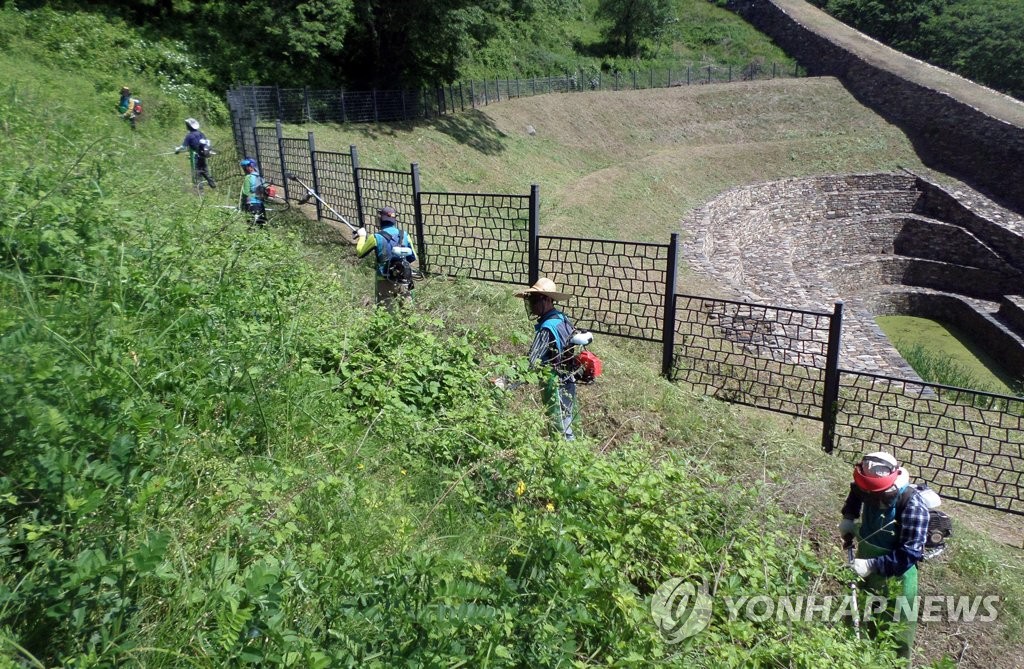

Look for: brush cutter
[844,536,861,641]
[285,173,358,234]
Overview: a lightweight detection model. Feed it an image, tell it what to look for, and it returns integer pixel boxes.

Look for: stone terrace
[681,172,1024,379]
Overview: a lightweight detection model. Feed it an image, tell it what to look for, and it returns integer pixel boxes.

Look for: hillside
[291,76,924,258]
[2,11,1024,669]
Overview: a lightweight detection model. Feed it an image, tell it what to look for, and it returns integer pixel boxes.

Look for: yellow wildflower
[546,502,555,512]
[515,480,526,497]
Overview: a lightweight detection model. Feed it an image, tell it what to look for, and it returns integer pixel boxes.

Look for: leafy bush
[0,6,226,124]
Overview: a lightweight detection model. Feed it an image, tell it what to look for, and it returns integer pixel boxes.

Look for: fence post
[772,62,777,79]
[303,86,311,122]
[820,300,844,453]
[351,145,364,229]
[661,233,680,378]
[411,163,427,274]
[632,70,637,89]
[707,66,712,84]
[728,65,732,82]
[372,89,379,122]
[275,85,283,121]
[308,131,322,221]
[459,82,465,111]
[528,184,540,285]
[252,126,262,169]
[687,66,691,85]
[275,120,290,201]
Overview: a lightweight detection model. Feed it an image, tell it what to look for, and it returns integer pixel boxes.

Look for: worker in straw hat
[497,277,579,440]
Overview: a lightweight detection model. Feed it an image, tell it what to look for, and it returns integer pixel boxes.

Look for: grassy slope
[291,79,1024,667]
[1,12,1022,669]
[298,77,922,247]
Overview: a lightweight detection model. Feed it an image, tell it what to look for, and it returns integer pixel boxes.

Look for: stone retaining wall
[726,0,1024,212]
[681,171,1024,377]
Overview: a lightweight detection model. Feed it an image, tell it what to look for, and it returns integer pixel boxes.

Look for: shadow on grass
[349,111,507,155]
[425,110,507,155]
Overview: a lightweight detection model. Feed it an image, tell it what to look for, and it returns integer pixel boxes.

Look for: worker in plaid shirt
[839,451,929,663]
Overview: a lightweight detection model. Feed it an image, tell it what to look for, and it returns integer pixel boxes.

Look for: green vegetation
[290,77,924,249]
[809,0,1024,101]
[0,44,901,667]
[2,8,1023,669]
[876,316,1020,395]
[33,1,793,90]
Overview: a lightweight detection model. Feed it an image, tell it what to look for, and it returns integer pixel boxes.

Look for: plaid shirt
[842,486,929,577]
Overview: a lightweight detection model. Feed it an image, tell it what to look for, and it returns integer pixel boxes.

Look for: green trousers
[857,540,917,665]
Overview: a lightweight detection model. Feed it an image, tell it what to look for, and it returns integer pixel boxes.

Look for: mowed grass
[292,77,924,251]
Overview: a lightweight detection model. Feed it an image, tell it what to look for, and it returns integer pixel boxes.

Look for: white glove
[355,227,367,238]
[851,558,874,578]
[839,518,859,541]
[492,377,508,390]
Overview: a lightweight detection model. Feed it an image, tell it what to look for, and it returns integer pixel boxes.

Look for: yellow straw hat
[514,277,571,302]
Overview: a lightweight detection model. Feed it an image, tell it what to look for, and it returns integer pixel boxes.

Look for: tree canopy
[811,0,1024,100]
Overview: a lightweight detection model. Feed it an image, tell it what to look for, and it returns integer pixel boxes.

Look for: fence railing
[228,113,1024,517]
[834,370,1024,514]
[228,61,804,125]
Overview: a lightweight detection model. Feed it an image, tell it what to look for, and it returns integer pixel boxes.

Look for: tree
[596,0,675,58]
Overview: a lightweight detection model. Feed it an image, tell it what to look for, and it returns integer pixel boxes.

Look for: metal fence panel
[312,151,359,226]
[419,192,532,284]
[358,166,416,237]
[670,296,833,419]
[306,90,342,123]
[344,92,378,123]
[280,137,312,194]
[835,371,1024,515]
[253,127,283,187]
[538,237,669,342]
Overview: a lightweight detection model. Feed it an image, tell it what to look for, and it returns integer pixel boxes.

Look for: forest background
[14,0,1024,101]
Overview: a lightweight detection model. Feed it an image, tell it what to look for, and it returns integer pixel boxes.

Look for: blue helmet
[239,158,256,170]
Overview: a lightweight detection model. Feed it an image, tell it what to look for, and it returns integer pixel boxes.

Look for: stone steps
[678,172,1024,376]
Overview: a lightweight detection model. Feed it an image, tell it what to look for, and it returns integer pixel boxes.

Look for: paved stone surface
[681,172,1024,378]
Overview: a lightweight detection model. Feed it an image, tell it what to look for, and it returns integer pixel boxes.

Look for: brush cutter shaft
[285,174,357,232]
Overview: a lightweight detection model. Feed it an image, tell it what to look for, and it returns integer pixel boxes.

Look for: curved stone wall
[682,172,1024,378]
[726,0,1024,212]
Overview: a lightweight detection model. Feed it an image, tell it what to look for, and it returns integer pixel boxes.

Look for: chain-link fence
[228,61,804,124]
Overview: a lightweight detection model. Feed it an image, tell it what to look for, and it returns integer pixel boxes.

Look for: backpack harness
[537,312,603,384]
[376,228,414,286]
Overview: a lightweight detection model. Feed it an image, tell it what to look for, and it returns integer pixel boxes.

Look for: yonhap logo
[650,578,713,643]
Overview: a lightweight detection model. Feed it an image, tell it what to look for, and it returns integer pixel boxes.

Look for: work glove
[174,147,182,154]
[492,376,508,390]
[850,558,874,579]
[839,518,859,543]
